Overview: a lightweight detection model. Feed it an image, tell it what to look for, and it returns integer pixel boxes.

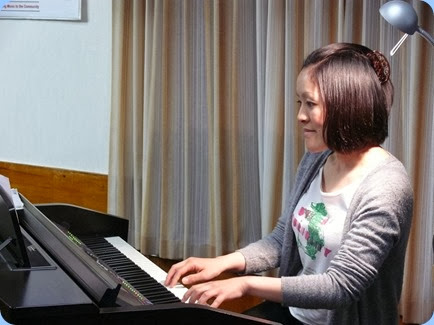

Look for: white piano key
[105,236,188,301]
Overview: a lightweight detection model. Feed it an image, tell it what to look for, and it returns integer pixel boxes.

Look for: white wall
[0,0,111,174]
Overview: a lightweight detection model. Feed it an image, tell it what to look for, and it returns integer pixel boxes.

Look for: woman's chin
[305,144,328,153]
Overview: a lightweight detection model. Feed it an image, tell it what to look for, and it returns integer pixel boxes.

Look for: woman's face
[296,68,328,153]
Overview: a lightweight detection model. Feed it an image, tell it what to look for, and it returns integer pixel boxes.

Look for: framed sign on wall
[0,0,82,21]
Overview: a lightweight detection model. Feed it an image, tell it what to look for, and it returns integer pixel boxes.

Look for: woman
[165,43,413,325]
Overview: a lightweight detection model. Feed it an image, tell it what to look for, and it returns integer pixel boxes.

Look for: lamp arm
[418,27,434,46]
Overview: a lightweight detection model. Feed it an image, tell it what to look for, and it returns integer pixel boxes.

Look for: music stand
[0,186,30,268]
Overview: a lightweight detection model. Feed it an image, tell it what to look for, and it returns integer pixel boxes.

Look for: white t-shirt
[289,167,361,325]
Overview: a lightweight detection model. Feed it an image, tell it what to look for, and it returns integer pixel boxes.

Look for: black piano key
[116,270,149,278]
[128,280,163,286]
[125,278,156,285]
[105,259,135,267]
[81,237,181,305]
[116,271,146,278]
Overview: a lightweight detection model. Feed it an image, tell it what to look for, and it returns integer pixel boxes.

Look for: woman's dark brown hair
[302,43,394,153]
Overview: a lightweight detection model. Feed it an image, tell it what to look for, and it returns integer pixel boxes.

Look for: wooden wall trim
[0,161,108,213]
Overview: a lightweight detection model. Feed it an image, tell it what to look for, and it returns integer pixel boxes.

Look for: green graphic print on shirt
[294,202,329,260]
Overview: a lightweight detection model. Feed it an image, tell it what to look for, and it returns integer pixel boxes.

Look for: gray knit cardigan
[238,150,413,325]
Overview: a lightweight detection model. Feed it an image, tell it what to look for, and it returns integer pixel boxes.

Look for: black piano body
[0,196,279,325]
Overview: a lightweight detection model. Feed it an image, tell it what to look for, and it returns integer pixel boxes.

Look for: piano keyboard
[81,236,188,305]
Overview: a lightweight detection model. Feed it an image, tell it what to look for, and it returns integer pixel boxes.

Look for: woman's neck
[322,146,389,192]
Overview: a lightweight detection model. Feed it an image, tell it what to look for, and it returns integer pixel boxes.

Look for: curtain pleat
[109,0,433,322]
[260,0,286,235]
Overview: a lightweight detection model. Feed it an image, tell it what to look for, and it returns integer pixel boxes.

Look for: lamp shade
[379,0,419,34]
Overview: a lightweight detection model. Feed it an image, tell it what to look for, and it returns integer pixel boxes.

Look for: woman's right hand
[164,252,246,288]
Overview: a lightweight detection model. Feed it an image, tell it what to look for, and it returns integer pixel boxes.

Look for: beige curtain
[109,0,433,323]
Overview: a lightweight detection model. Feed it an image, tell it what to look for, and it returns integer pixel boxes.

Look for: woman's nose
[297,106,308,123]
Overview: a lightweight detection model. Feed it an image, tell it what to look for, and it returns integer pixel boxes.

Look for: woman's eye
[297,99,316,108]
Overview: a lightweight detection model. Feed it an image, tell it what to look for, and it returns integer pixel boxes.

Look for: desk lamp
[379,0,434,55]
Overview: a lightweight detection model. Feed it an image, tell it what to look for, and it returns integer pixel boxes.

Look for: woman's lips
[303,128,316,135]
